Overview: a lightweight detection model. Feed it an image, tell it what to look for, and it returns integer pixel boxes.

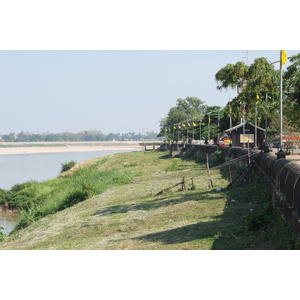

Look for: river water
[0,149,135,234]
[0,213,20,235]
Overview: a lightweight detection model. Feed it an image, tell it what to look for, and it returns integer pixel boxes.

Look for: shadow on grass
[92,190,223,216]
[131,218,223,245]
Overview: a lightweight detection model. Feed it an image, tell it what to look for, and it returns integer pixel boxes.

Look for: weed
[246,201,274,231]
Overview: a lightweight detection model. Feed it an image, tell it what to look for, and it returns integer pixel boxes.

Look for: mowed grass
[1,150,298,250]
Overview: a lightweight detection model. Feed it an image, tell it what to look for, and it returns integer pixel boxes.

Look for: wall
[254,153,300,238]
[177,144,300,238]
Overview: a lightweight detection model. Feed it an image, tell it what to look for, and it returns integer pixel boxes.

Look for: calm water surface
[0,150,136,234]
[0,150,134,190]
[0,213,20,235]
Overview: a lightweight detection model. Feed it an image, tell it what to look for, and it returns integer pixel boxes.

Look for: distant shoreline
[0,141,145,155]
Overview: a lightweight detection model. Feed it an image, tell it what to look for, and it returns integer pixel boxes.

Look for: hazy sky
[1,50,299,135]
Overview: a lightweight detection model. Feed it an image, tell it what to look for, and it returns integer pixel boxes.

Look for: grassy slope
[1,151,298,250]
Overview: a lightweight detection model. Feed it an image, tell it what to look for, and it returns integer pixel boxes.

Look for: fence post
[206,153,213,188]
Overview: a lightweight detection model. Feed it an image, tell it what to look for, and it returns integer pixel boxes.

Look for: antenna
[237,50,250,94]
[242,50,249,65]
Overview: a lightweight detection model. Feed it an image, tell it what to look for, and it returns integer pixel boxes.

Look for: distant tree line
[0,130,162,142]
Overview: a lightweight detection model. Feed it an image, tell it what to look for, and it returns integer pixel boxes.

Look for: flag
[187,122,191,127]
[181,123,186,127]
[256,94,260,104]
[281,50,287,67]
[173,126,176,129]
[229,106,232,114]
[192,122,197,127]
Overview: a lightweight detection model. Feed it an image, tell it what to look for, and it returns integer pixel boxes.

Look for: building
[225,122,266,149]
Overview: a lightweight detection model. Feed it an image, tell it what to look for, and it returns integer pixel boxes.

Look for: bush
[59,187,90,210]
[211,150,225,167]
[61,161,76,173]
[0,189,10,206]
[246,201,274,231]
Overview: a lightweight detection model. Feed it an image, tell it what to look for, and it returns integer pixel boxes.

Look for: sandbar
[0,141,144,155]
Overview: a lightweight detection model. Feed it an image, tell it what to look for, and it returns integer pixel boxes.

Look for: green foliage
[210,150,225,167]
[160,96,223,141]
[215,61,249,91]
[216,57,280,131]
[0,227,5,242]
[58,187,91,211]
[12,159,133,230]
[246,201,274,231]
[0,189,10,205]
[61,161,77,173]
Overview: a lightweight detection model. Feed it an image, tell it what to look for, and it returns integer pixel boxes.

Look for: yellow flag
[281,50,287,67]
[256,94,260,104]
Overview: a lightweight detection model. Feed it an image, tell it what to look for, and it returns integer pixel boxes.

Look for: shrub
[0,232,5,242]
[0,189,10,206]
[246,201,274,231]
[59,188,89,210]
[61,161,76,173]
[210,150,225,167]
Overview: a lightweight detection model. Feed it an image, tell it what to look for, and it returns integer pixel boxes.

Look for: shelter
[225,122,266,149]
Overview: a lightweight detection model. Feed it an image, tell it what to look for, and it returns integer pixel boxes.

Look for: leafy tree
[216,57,280,137]
[2,132,16,142]
[159,96,207,141]
[283,53,300,131]
[160,97,225,142]
[215,61,249,92]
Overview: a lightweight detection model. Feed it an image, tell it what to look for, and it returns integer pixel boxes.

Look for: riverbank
[1,150,298,250]
[0,141,144,155]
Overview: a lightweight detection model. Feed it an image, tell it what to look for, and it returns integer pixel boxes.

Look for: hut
[225,122,266,149]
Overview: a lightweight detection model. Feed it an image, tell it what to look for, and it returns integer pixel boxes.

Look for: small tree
[61,161,76,173]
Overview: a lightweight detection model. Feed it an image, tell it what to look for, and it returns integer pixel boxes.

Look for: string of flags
[165,117,209,132]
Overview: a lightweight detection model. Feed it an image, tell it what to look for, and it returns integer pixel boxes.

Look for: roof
[225,122,266,133]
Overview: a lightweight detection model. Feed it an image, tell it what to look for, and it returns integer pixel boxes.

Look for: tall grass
[12,159,132,231]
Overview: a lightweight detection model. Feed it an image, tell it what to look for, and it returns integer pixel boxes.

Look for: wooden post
[182,176,186,191]
[206,153,213,188]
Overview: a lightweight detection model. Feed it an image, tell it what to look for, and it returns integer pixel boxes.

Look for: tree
[160,97,206,130]
[159,96,208,141]
[283,53,300,131]
[215,61,249,92]
[216,57,280,137]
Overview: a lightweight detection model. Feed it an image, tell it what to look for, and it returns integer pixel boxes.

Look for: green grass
[1,150,299,250]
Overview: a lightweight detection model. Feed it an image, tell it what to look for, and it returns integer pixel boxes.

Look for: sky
[1,50,299,135]
[0,1,298,136]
